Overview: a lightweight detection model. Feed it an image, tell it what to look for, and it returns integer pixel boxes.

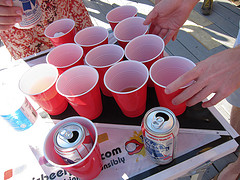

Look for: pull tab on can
[55,123,84,149]
[152,116,165,129]
[59,129,74,143]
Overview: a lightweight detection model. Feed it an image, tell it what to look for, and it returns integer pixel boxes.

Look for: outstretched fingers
[163,29,177,45]
[143,9,158,25]
[165,68,198,95]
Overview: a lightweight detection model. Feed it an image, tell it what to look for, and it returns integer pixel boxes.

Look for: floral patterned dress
[0,0,93,60]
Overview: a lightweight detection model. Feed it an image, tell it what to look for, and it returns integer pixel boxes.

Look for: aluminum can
[0,93,37,131]
[13,0,42,29]
[54,122,93,164]
[141,107,179,165]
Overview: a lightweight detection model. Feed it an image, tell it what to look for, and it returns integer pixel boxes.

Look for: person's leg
[217,105,240,180]
[201,0,213,15]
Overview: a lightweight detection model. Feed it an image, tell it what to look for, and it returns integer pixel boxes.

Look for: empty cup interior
[47,44,83,67]
[56,66,99,96]
[150,56,196,87]
[106,5,138,22]
[85,44,124,67]
[125,34,164,62]
[44,19,75,38]
[104,61,149,93]
[114,17,148,41]
[19,64,58,95]
[74,26,108,46]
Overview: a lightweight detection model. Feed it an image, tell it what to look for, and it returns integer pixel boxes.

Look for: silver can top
[54,122,85,150]
[144,107,176,134]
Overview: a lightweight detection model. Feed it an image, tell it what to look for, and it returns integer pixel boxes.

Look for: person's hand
[165,46,240,108]
[0,0,23,31]
[144,0,199,44]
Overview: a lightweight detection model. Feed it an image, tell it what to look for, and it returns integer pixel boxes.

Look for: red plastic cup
[85,44,124,97]
[44,18,76,47]
[74,26,109,56]
[104,61,149,117]
[113,17,149,49]
[150,56,196,116]
[43,116,102,180]
[19,64,68,115]
[56,65,102,120]
[106,5,138,31]
[125,34,165,87]
[46,43,84,75]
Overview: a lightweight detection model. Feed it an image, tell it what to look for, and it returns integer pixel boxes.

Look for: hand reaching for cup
[0,0,23,31]
[143,0,199,45]
[165,46,240,108]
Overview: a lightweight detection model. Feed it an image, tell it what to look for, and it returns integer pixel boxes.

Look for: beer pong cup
[46,43,84,74]
[19,64,68,115]
[43,116,102,180]
[150,56,196,116]
[106,5,138,30]
[74,26,109,56]
[125,34,165,87]
[44,18,76,47]
[104,61,149,117]
[113,17,149,49]
[56,65,102,120]
[85,44,124,97]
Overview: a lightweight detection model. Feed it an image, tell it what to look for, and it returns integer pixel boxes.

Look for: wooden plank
[131,0,154,6]
[82,0,115,28]
[213,153,238,171]
[176,29,228,61]
[214,0,240,26]
[82,0,107,20]
[177,176,191,180]
[188,10,213,27]
[217,0,240,15]
[182,20,222,50]
[94,0,116,16]
[203,23,236,48]
[194,2,238,38]
[202,164,219,180]
[164,47,173,56]
[165,38,199,63]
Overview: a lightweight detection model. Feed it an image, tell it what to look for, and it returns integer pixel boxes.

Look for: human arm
[143,0,199,44]
[165,46,240,108]
[0,0,23,31]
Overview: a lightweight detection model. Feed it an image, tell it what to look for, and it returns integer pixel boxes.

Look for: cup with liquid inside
[104,61,149,117]
[19,64,68,115]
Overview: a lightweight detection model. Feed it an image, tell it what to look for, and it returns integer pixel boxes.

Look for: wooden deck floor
[81,0,240,179]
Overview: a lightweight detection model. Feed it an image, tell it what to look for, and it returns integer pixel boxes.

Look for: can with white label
[13,0,42,29]
[141,107,179,165]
